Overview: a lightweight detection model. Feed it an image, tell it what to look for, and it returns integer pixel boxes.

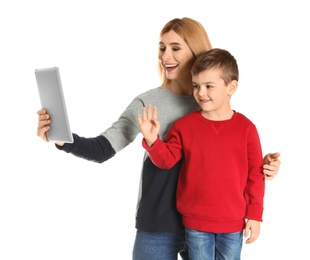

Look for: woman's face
[158,30,195,82]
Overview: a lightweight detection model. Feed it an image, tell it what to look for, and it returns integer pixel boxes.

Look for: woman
[37,17,280,260]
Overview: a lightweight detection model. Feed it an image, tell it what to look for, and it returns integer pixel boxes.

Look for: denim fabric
[185,228,243,260]
[133,230,188,260]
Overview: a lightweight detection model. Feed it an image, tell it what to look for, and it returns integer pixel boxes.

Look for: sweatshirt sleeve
[142,123,183,169]
[101,97,145,153]
[244,125,265,222]
[56,133,116,163]
[55,95,145,162]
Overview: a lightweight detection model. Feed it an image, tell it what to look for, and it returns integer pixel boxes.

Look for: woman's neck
[167,79,194,96]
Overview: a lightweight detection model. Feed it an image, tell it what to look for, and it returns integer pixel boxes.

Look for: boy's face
[192,68,236,115]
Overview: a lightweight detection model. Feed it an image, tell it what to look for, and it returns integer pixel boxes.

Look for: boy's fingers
[153,106,157,120]
[147,104,152,119]
[137,114,142,124]
[142,106,147,121]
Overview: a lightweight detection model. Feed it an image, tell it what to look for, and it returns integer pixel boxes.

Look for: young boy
[137,48,265,260]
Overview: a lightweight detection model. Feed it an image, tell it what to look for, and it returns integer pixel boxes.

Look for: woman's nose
[162,50,172,61]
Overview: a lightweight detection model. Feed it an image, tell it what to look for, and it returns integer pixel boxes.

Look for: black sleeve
[55,133,116,163]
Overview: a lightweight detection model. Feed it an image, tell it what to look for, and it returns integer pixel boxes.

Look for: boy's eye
[206,85,213,89]
[193,84,199,89]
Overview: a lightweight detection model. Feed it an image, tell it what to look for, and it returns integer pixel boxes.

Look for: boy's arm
[244,219,260,244]
[137,104,160,146]
[137,104,182,169]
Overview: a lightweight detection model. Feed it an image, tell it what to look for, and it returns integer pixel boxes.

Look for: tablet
[35,67,73,143]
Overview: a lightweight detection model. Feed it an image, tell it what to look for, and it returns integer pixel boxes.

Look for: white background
[1,0,309,259]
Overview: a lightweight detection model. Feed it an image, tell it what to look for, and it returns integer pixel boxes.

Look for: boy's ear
[228,80,238,95]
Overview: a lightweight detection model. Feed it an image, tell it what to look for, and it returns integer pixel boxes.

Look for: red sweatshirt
[143,110,265,233]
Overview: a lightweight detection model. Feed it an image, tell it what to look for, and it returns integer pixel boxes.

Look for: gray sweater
[58,86,200,232]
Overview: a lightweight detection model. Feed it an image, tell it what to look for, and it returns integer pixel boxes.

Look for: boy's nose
[198,88,206,96]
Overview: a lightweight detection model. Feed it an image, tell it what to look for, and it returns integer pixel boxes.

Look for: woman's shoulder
[136,86,162,97]
[135,86,182,105]
[121,87,163,113]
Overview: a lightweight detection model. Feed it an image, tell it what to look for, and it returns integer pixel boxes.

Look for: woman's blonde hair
[159,17,212,87]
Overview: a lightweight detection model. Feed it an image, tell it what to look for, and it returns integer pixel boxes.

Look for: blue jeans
[133,230,188,260]
[185,228,243,260]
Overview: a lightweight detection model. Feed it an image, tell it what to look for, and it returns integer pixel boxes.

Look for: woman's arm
[55,134,115,163]
[263,152,281,180]
[37,97,143,162]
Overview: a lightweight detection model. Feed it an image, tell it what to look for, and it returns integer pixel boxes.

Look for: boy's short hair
[191,48,239,85]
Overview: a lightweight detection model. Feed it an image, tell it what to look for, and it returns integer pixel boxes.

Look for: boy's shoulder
[235,112,255,125]
[176,110,201,123]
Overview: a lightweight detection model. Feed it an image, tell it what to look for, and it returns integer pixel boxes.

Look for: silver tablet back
[35,67,73,143]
